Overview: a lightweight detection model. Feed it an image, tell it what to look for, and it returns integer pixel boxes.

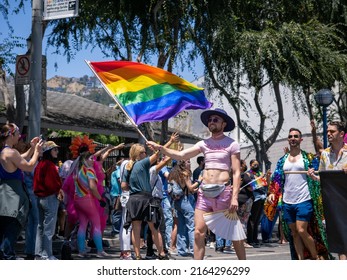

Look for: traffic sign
[43,0,79,20]
[15,54,31,85]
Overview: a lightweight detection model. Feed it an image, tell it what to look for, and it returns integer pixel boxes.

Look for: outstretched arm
[153,132,180,172]
[147,140,201,161]
[97,143,125,162]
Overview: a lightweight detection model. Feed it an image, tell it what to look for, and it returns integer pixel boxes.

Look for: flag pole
[284,171,319,174]
[85,60,148,142]
[239,175,265,191]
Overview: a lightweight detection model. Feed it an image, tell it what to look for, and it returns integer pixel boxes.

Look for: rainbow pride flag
[87,60,212,125]
[249,176,267,190]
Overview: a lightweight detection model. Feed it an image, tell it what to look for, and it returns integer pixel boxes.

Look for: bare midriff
[203,169,230,185]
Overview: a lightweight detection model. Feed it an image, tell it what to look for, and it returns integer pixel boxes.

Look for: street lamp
[314,89,334,148]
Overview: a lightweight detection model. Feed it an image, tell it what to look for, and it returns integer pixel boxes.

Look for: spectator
[193,156,205,182]
[34,141,63,260]
[121,144,168,260]
[0,123,42,260]
[168,160,198,257]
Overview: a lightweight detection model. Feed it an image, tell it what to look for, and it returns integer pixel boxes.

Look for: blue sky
[1,3,203,81]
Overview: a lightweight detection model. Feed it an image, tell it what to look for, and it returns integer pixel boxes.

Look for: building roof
[1,86,201,144]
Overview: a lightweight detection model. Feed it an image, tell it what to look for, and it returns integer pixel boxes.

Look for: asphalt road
[14,225,291,260]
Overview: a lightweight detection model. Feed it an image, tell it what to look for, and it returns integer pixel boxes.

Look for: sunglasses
[288,135,300,139]
[208,117,222,123]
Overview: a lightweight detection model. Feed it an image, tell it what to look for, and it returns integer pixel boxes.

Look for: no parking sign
[15,54,31,85]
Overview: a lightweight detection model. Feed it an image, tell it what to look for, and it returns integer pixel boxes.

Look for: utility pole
[28,0,42,140]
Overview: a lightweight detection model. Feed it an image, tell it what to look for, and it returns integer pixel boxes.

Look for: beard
[209,125,223,134]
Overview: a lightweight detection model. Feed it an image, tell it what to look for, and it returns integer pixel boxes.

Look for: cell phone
[39,134,45,141]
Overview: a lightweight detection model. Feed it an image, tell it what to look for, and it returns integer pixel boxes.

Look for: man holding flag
[87,61,245,259]
[266,128,330,260]
[147,108,246,260]
[308,121,347,260]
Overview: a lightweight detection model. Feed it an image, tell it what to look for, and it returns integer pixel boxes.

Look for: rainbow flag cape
[87,60,212,125]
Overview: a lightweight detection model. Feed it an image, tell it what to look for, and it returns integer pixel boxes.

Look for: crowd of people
[0,109,346,260]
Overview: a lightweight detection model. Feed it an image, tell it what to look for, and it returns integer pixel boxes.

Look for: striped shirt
[74,165,98,198]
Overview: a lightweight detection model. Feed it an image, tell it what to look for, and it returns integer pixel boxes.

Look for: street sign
[43,0,79,20]
[15,54,31,85]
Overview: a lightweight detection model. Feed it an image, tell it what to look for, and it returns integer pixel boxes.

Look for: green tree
[189,0,347,167]
[46,0,193,143]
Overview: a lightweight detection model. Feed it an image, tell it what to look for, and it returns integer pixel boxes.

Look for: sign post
[27,0,80,140]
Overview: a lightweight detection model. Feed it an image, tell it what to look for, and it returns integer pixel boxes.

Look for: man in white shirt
[268,128,329,260]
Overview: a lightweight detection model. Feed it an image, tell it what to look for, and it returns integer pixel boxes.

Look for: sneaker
[46,256,59,260]
[215,247,224,253]
[77,253,87,259]
[38,255,59,260]
[209,242,216,249]
[158,254,169,260]
[120,251,133,260]
[262,242,279,248]
[96,251,112,258]
[168,248,178,255]
[178,252,193,258]
[145,253,158,260]
[223,247,236,254]
[252,243,261,248]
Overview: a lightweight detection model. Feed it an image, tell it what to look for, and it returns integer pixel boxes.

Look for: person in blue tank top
[0,123,43,260]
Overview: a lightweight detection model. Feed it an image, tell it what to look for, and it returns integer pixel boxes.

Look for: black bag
[61,241,73,260]
[148,197,162,229]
